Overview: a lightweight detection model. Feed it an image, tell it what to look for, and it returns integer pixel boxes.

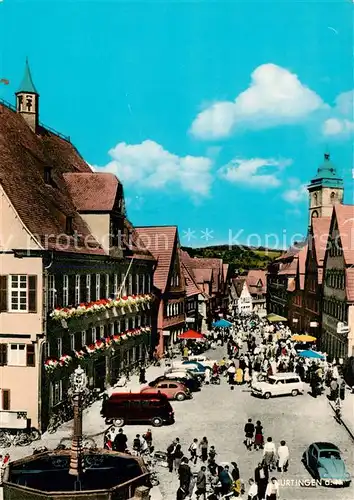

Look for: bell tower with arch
[307,153,344,225]
[15,59,39,133]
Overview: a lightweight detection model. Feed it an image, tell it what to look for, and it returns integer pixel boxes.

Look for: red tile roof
[346,268,354,302]
[64,172,119,211]
[335,204,354,265]
[0,102,104,255]
[135,226,178,292]
[246,269,267,294]
[193,268,213,283]
[312,217,331,264]
[181,263,202,297]
[298,245,308,290]
[222,263,229,283]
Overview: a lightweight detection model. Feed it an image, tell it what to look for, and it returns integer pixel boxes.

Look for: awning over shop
[266,313,288,322]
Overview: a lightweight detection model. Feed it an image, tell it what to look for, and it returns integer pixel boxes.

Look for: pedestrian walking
[113,428,128,452]
[133,434,142,454]
[255,461,269,500]
[199,437,208,462]
[205,369,211,385]
[263,437,276,471]
[247,478,258,500]
[188,438,198,464]
[219,465,233,494]
[174,444,184,472]
[244,418,255,450]
[227,363,236,384]
[254,420,264,450]
[176,485,187,500]
[167,440,177,473]
[195,465,207,500]
[265,477,279,500]
[235,367,244,385]
[277,440,289,472]
[178,457,192,492]
[139,365,146,384]
[143,428,153,451]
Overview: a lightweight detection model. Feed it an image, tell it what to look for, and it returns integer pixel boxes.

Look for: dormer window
[65,216,73,235]
[44,167,52,185]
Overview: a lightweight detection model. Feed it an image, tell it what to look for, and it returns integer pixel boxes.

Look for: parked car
[141,380,192,401]
[101,392,174,427]
[153,374,201,392]
[165,366,204,383]
[251,373,304,399]
[187,355,217,369]
[171,361,209,377]
[302,442,351,486]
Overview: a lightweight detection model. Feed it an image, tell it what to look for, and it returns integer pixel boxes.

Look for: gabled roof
[222,264,229,283]
[232,277,247,297]
[0,102,104,255]
[297,245,308,290]
[312,217,331,265]
[181,262,202,297]
[246,269,267,294]
[193,268,213,284]
[334,204,354,265]
[63,173,120,212]
[135,226,178,292]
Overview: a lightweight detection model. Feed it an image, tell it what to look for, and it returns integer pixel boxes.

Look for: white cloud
[95,140,213,197]
[322,90,354,137]
[218,157,292,188]
[190,63,326,139]
[282,184,308,203]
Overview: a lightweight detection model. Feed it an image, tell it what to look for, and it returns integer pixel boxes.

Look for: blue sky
[1,0,353,249]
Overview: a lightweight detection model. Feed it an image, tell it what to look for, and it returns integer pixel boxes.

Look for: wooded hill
[182,245,282,275]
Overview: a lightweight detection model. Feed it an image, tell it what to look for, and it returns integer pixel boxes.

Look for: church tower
[307,153,344,225]
[15,59,39,133]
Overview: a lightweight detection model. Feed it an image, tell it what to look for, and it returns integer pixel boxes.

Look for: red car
[141,379,192,401]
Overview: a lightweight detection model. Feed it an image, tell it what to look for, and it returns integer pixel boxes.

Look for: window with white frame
[8,344,26,366]
[81,331,86,346]
[70,334,75,351]
[117,320,121,333]
[63,275,69,306]
[86,275,91,303]
[137,315,141,327]
[48,275,56,309]
[128,274,133,295]
[136,274,139,294]
[142,274,146,294]
[147,274,151,293]
[9,275,27,312]
[113,274,118,296]
[95,274,100,300]
[100,325,105,338]
[110,323,114,336]
[125,318,129,331]
[57,337,62,357]
[105,274,110,298]
[75,275,80,305]
[132,317,136,329]
[91,327,95,342]
[51,380,63,407]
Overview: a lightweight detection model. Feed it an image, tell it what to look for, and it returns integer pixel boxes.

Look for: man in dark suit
[254,461,269,500]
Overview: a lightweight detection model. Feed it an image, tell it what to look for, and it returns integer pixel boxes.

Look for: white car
[251,373,304,399]
[165,367,203,381]
[187,355,217,368]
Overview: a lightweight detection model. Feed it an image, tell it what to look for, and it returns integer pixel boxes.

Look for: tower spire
[16,59,39,132]
[17,58,38,94]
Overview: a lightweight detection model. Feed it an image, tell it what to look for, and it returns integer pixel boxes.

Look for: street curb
[328,401,354,442]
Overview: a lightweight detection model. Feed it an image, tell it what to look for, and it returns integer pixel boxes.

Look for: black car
[152,375,201,392]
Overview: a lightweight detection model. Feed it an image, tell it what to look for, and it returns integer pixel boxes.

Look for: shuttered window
[105,274,110,298]
[48,275,56,310]
[86,275,91,303]
[0,276,7,312]
[113,274,118,296]
[26,344,35,367]
[75,275,80,305]
[0,344,7,366]
[28,275,37,313]
[2,390,10,411]
[63,275,69,306]
[95,274,100,300]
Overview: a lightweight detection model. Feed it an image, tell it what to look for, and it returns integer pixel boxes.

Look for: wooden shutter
[2,390,10,411]
[0,276,8,312]
[68,275,75,306]
[80,275,86,304]
[26,344,35,367]
[0,344,7,366]
[28,275,37,313]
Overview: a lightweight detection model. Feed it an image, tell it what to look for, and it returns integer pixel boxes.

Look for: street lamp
[68,366,88,489]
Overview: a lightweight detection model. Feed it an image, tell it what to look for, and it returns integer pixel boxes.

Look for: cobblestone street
[5,346,354,500]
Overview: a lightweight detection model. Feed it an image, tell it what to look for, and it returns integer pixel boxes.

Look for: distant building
[230,278,253,315]
[246,270,267,315]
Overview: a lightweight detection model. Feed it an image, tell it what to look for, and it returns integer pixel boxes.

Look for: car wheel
[175,392,186,401]
[291,389,298,397]
[113,418,125,427]
[151,417,163,427]
[264,392,271,399]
